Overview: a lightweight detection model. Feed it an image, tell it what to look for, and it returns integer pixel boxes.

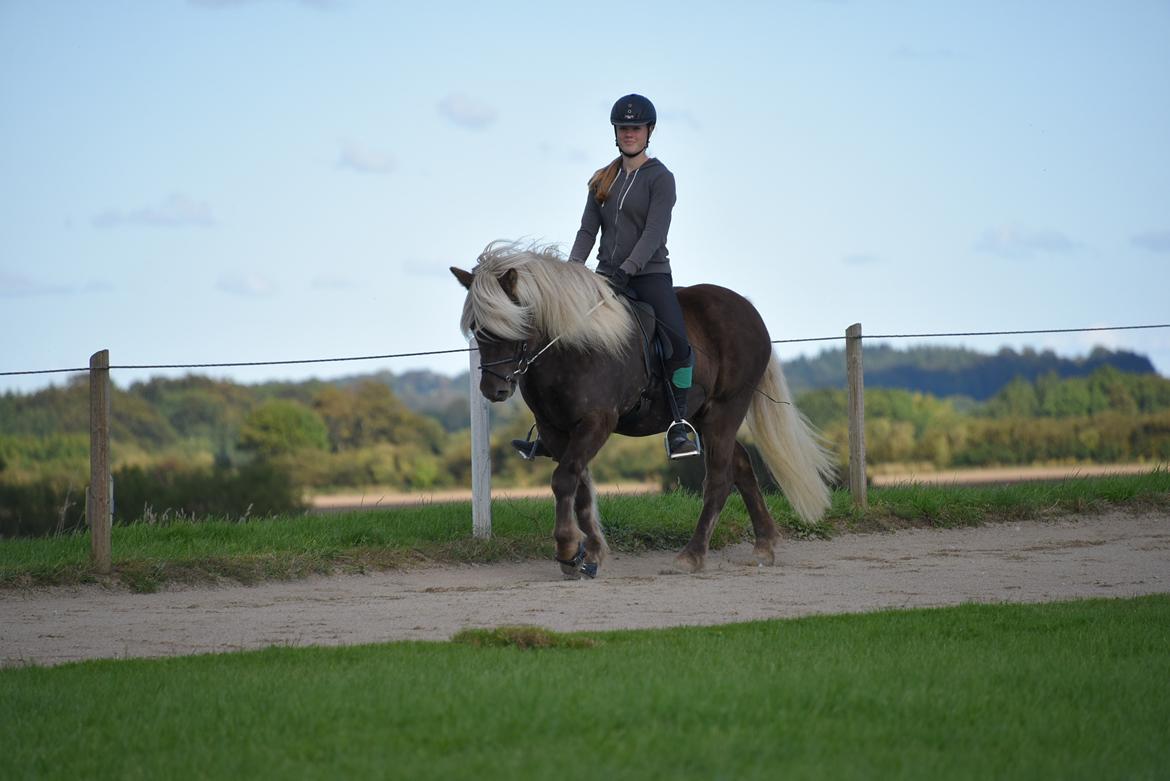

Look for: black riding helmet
[610,94,656,127]
[611,94,656,157]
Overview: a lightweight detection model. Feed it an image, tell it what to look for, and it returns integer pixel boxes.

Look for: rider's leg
[626,273,700,458]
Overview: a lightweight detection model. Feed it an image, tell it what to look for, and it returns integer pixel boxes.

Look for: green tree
[314,381,444,452]
[238,400,329,458]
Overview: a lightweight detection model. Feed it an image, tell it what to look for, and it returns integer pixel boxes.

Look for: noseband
[478,339,536,384]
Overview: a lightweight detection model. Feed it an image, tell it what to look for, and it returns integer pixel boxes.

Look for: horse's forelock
[460,262,531,340]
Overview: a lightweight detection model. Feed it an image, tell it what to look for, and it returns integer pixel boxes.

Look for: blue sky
[2,0,1168,396]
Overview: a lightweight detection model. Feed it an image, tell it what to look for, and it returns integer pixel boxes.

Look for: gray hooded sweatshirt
[567,157,676,277]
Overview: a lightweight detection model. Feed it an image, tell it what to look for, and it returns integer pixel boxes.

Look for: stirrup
[511,439,541,460]
[665,419,701,459]
[511,424,544,460]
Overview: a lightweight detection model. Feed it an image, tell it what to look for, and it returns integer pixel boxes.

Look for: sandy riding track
[2,511,1168,668]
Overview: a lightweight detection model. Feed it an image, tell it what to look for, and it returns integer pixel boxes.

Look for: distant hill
[781,345,1157,400]
[334,345,1159,416]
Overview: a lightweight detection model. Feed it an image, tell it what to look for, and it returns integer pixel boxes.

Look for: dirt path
[3,511,1167,668]
[308,466,1163,510]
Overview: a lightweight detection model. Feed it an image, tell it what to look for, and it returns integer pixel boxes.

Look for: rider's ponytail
[588,157,622,205]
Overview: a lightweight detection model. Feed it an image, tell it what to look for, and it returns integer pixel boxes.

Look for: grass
[1,596,1167,780]
[2,470,1168,591]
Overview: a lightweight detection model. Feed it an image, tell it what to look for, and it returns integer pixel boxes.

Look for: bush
[0,480,87,538]
[0,462,307,538]
[113,461,306,522]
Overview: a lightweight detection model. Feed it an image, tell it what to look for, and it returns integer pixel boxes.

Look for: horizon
[3,338,1162,398]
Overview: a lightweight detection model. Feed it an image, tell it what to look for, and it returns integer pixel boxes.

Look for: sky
[2,0,1168,397]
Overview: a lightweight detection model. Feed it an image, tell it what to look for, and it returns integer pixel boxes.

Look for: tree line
[2,357,1168,536]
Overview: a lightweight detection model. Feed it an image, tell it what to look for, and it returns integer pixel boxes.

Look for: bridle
[477,338,537,384]
[477,298,607,383]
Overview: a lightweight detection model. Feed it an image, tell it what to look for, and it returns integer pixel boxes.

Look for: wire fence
[2,323,1168,378]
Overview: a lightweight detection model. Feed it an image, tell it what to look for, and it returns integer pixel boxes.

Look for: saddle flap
[626,297,673,363]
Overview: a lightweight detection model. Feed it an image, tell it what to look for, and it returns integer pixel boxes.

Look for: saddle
[616,292,675,429]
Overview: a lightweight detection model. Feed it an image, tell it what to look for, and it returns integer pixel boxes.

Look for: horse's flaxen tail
[745,352,836,524]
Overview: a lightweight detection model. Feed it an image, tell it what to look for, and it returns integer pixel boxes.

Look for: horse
[451,240,835,576]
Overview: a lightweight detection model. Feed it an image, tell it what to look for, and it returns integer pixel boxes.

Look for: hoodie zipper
[617,166,640,211]
[607,161,649,270]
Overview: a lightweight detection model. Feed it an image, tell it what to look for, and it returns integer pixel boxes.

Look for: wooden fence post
[88,349,112,573]
[846,324,868,509]
[468,339,492,538]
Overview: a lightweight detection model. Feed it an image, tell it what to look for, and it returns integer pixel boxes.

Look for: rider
[512,93,700,460]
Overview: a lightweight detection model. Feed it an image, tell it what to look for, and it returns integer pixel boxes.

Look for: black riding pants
[627,273,692,374]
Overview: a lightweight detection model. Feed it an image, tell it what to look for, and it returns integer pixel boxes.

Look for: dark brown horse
[452,241,834,576]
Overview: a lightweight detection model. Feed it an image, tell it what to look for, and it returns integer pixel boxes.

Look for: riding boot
[511,425,550,460]
[511,437,550,460]
[666,380,701,459]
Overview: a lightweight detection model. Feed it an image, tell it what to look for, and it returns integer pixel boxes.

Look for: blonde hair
[587,157,623,204]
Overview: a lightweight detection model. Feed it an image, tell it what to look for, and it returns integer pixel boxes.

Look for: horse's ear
[500,268,518,297]
[450,267,474,290]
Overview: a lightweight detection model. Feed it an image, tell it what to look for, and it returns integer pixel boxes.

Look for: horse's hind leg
[732,441,781,566]
[573,469,610,577]
[674,411,742,574]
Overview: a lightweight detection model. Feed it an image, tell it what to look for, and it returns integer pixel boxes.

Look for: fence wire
[3,323,1168,378]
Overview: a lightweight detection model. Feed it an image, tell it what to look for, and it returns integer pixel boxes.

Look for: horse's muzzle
[480,377,516,403]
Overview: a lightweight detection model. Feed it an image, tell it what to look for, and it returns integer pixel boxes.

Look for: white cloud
[93,194,215,229]
[0,271,111,298]
[658,109,701,131]
[336,141,393,175]
[1131,230,1170,253]
[974,224,1078,259]
[842,252,883,265]
[216,273,278,297]
[401,259,461,278]
[437,93,497,130]
[0,270,72,298]
[311,274,358,290]
[80,279,115,294]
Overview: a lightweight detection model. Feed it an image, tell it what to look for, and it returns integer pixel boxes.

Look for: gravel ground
[2,510,1167,667]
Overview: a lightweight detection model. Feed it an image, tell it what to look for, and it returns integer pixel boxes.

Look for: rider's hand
[602,267,630,293]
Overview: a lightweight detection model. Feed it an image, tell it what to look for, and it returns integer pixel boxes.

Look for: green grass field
[2,470,1169,591]
[2,596,1167,780]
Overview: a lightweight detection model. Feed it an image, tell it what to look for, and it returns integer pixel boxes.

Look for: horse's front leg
[550,412,615,578]
[572,468,610,577]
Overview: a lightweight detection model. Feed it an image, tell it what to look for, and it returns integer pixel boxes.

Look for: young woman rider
[513,93,699,460]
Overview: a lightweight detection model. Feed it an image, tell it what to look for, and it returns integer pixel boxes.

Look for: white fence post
[846,323,868,509]
[468,338,492,538]
[88,349,113,573]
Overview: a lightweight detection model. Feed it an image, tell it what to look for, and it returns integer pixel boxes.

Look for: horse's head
[451,265,528,403]
[452,242,634,403]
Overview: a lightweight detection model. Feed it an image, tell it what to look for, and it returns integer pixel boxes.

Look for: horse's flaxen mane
[460,240,634,356]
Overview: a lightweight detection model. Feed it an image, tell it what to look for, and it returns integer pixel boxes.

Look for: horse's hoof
[556,542,588,579]
[753,542,776,567]
[671,551,704,574]
[559,560,598,579]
